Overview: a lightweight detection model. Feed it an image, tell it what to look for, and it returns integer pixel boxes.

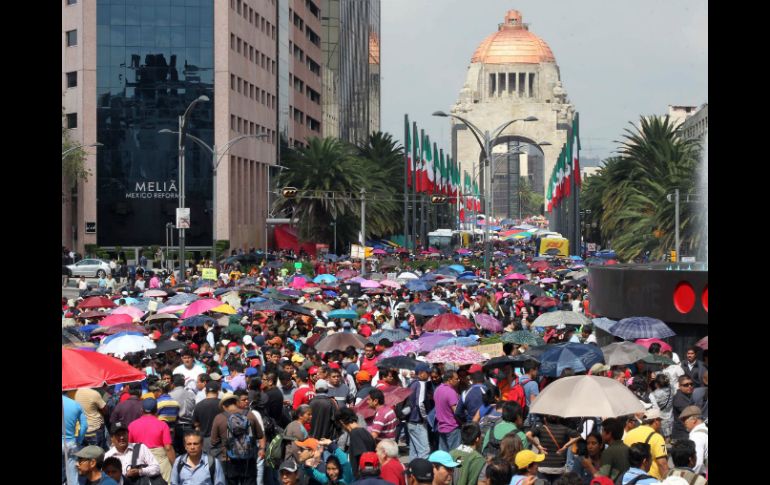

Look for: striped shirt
[368,405,397,440]
[157,394,180,424]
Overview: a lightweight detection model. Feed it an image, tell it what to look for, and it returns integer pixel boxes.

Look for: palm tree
[355,132,404,237]
[580,116,701,261]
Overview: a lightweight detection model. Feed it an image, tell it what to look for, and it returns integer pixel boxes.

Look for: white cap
[242,335,253,346]
[326,321,337,328]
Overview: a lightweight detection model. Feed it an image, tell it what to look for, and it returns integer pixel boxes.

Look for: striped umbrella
[610,317,676,340]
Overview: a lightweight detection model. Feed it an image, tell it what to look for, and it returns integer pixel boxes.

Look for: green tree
[354,132,404,237]
[62,109,91,186]
[579,116,701,261]
[519,176,544,217]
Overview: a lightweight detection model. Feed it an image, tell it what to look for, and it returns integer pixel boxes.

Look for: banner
[472,343,505,358]
[201,268,218,280]
[538,237,570,257]
[351,244,374,259]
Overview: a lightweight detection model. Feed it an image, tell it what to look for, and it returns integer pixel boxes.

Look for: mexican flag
[413,122,422,193]
[436,145,445,195]
[405,115,412,188]
[422,133,434,193]
[573,113,581,187]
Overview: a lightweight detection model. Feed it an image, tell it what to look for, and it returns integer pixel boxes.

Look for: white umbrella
[97,334,156,356]
[534,310,592,327]
[529,375,645,418]
[397,272,419,280]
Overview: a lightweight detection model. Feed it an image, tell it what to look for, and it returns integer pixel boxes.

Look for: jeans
[62,441,80,485]
[438,427,461,452]
[256,456,264,485]
[407,422,430,460]
[83,426,107,450]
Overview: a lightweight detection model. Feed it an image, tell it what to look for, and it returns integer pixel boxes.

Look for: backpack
[480,416,505,456]
[508,379,527,412]
[175,454,216,484]
[265,429,291,469]
[225,412,256,459]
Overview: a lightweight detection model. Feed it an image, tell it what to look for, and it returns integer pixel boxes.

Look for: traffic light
[281,187,298,198]
[430,195,448,204]
[670,250,677,262]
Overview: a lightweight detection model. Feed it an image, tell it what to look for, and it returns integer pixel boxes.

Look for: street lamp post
[579,209,591,258]
[160,127,267,266]
[434,111,537,275]
[61,142,103,159]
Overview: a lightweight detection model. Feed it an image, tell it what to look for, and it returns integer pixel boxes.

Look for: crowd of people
[62,242,708,485]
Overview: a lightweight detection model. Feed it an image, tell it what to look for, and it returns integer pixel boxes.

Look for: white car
[67,259,112,278]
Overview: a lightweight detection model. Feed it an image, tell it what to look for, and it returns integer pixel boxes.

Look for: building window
[230,74,235,90]
[488,74,496,96]
[528,73,535,97]
[498,73,506,96]
[66,113,78,129]
[518,73,526,96]
[66,0,77,5]
[66,29,78,47]
[66,71,77,88]
[231,115,236,131]
[508,73,516,95]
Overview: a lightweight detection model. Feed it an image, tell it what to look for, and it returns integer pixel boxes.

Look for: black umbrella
[250,299,287,312]
[562,279,585,287]
[482,354,539,371]
[409,302,447,317]
[214,287,233,297]
[146,339,186,355]
[82,290,107,297]
[238,277,259,286]
[267,261,284,269]
[182,315,218,328]
[280,304,316,317]
[519,284,545,297]
[377,356,421,370]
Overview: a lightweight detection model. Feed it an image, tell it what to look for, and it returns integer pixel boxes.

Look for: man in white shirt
[104,423,161,479]
[173,350,205,393]
[681,406,708,475]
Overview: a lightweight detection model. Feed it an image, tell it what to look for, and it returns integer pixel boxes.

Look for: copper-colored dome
[471,10,555,65]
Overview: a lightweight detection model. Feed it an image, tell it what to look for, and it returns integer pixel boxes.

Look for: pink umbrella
[143,289,168,298]
[99,313,135,326]
[359,279,381,288]
[475,313,503,332]
[425,345,486,365]
[110,306,145,321]
[456,248,471,255]
[540,278,558,284]
[635,338,673,353]
[379,340,423,358]
[372,249,387,255]
[349,277,367,283]
[158,304,187,314]
[336,269,357,279]
[505,273,529,281]
[291,278,307,289]
[182,298,222,319]
[380,280,401,289]
[695,336,708,350]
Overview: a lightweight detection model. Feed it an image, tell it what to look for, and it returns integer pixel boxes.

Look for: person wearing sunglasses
[671,377,695,443]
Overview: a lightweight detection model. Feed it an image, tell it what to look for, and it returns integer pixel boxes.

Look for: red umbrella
[530,261,550,272]
[423,313,474,332]
[634,338,673,353]
[99,313,135,326]
[532,297,560,308]
[78,296,117,309]
[78,310,107,319]
[352,386,412,419]
[62,348,146,390]
[695,336,708,350]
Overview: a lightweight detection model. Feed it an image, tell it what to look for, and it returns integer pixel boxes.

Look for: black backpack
[174,454,217,484]
[480,417,506,456]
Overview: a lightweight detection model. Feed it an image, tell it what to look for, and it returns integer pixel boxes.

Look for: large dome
[471,10,555,65]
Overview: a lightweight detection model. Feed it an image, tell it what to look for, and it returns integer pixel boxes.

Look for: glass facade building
[321,0,380,145]
[95,0,215,247]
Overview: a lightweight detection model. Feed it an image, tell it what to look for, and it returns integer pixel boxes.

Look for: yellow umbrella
[210,303,237,315]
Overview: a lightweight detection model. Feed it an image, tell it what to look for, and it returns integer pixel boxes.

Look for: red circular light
[673,281,695,314]
[702,285,708,312]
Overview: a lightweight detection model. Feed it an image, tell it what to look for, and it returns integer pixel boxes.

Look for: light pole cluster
[433,111,537,275]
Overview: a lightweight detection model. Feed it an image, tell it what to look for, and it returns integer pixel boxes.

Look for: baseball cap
[75,446,105,460]
[308,366,319,375]
[468,364,483,374]
[359,452,380,470]
[356,370,372,382]
[315,379,329,391]
[245,367,258,377]
[679,405,703,421]
[643,407,662,421]
[406,458,434,482]
[242,335,253,346]
[292,354,305,363]
[514,450,545,469]
[295,437,319,450]
[415,362,431,373]
[279,458,299,473]
[142,398,158,413]
[342,321,351,328]
[109,422,128,435]
[428,451,459,468]
[328,362,341,370]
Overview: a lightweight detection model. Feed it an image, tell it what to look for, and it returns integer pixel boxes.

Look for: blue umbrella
[409,302,447,317]
[214,288,233,297]
[449,264,465,273]
[323,290,338,297]
[328,309,359,320]
[434,267,459,276]
[609,317,676,340]
[121,297,140,305]
[182,315,218,327]
[458,271,476,279]
[78,324,101,334]
[129,299,151,312]
[420,273,442,281]
[536,342,605,377]
[314,274,338,284]
[406,280,432,292]
[433,335,480,349]
[246,297,266,304]
[592,317,617,334]
[570,255,584,261]
[368,328,410,344]
[166,293,199,306]
[101,331,145,346]
[251,299,287,312]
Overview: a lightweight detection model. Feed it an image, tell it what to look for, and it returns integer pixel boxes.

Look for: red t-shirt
[128,415,171,449]
[380,458,406,485]
[292,384,316,410]
[360,355,378,376]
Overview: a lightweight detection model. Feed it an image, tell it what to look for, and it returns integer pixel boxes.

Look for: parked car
[66,259,112,278]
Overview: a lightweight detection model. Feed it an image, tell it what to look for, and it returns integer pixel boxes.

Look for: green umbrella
[502,330,545,346]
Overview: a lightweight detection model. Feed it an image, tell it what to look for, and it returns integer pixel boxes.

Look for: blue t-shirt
[509,474,529,485]
[79,472,118,485]
[63,396,88,444]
